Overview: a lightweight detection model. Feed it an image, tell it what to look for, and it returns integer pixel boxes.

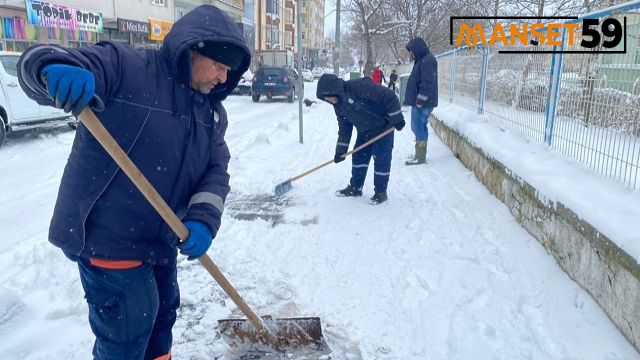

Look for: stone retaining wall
[431,114,640,352]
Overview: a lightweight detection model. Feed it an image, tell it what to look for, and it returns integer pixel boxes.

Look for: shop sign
[25,0,103,32]
[148,19,173,41]
[117,18,149,34]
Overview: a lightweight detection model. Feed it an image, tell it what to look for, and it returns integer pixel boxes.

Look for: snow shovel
[77,108,329,354]
[275,126,395,196]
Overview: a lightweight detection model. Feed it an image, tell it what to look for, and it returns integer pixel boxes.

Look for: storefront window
[1,17,38,52]
[3,40,37,53]
[132,33,159,49]
[65,29,97,48]
[47,27,61,41]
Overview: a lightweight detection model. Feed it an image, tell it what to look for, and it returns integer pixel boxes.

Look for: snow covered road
[0,81,637,359]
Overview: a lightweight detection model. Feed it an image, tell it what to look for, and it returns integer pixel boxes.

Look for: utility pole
[333,0,340,76]
[296,0,304,143]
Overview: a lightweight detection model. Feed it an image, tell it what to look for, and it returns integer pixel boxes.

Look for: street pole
[359,44,362,73]
[296,0,304,144]
[334,0,340,76]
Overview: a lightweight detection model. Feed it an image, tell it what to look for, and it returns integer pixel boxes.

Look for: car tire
[0,118,6,148]
[288,90,294,103]
[252,94,260,102]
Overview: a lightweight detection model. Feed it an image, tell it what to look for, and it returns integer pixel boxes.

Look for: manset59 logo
[449,16,627,53]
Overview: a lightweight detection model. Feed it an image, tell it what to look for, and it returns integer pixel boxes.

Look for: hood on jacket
[160,5,251,101]
[406,37,430,60]
[316,74,345,102]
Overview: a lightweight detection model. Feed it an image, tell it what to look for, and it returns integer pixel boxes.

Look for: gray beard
[191,83,212,95]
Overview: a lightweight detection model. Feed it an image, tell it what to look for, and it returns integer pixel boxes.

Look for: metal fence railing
[435,1,640,190]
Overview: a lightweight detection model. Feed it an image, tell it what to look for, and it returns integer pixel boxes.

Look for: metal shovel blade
[274,179,293,196]
[218,316,330,355]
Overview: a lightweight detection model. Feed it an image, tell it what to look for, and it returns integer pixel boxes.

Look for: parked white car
[0,51,75,147]
[311,67,324,79]
[300,69,314,82]
[231,69,253,96]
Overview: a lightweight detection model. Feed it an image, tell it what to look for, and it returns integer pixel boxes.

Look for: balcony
[266,14,280,26]
[217,0,244,10]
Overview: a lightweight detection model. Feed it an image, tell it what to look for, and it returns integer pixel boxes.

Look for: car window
[258,68,284,77]
[0,55,19,77]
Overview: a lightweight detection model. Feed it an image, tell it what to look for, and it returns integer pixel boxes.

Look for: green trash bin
[349,71,362,80]
[399,74,409,104]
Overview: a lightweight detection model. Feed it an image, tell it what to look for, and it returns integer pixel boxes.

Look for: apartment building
[253,0,323,68]
[0,0,249,52]
[300,0,322,68]
[253,0,286,53]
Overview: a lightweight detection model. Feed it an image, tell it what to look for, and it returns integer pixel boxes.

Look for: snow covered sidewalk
[0,82,637,359]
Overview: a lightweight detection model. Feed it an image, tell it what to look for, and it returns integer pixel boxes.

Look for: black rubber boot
[369,191,388,205]
[336,184,363,197]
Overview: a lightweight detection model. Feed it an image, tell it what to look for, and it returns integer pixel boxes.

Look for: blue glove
[394,120,406,131]
[178,220,213,260]
[41,64,95,116]
[334,153,345,163]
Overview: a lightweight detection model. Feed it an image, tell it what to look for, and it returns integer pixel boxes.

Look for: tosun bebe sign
[25,0,103,32]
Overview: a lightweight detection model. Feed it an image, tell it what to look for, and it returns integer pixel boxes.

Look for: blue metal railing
[435,1,640,190]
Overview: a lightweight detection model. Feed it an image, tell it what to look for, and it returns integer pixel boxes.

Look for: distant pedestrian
[404,37,438,166]
[388,69,398,92]
[372,65,386,85]
[317,74,405,205]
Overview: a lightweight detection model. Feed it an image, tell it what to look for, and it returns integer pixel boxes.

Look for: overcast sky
[324,0,336,36]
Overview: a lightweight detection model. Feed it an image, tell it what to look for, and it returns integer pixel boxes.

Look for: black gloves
[334,153,345,163]
[394,120,406,131]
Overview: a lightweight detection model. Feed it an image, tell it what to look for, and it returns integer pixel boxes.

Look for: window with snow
[266,0,280,15]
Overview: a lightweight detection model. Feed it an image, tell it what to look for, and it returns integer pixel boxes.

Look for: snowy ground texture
[0,81,638,359]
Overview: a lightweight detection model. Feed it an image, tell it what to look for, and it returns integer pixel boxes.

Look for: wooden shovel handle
[78,108,277,345]
[289,127,395,183]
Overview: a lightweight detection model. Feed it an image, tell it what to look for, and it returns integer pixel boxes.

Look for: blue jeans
[77,258,179,360]
[411,106,433,142]
[350,129,394,193]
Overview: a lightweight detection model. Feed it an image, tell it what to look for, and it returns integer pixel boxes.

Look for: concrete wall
[430,113,640,353]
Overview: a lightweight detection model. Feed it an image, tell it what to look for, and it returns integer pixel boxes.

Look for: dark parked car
[251,66,303,103]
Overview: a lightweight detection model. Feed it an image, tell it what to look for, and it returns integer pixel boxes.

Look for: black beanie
[193,41,245,71]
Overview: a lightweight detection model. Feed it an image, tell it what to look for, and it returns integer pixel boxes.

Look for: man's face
[408,50,415,60]
[324,96,338,104]
[190,51,230,94]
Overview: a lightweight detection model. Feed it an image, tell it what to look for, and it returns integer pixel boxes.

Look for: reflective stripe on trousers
[350,130,394,193]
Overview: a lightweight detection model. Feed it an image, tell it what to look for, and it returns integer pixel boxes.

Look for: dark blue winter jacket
[404,37,438,108]
[316,74,403,156]
[17,5,251,264]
